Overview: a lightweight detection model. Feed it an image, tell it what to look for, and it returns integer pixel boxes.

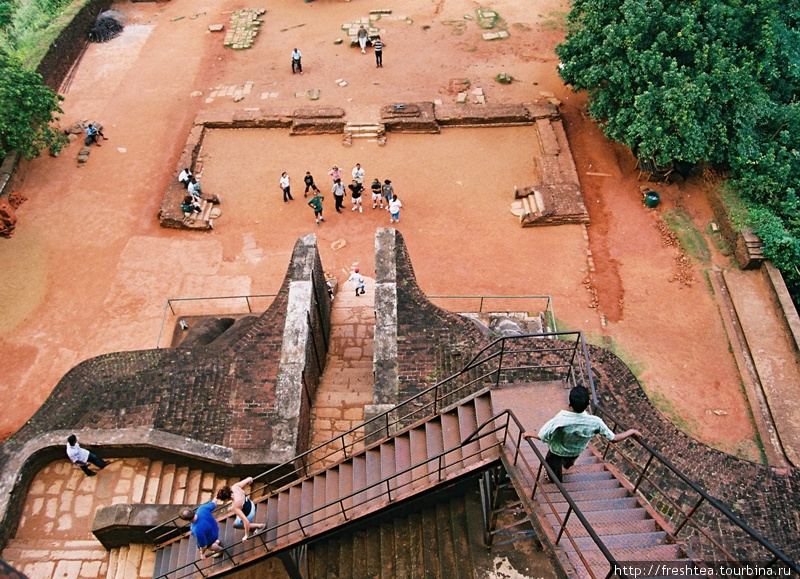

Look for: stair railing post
[633,453,655,492]
[532,463,544,500]
[555,506,573,544]
[675,496,705,535]
[494,338,506,388]
[246,296,252,312]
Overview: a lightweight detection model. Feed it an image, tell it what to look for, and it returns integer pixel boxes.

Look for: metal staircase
[148,332,799,579]
[149,392,501,579]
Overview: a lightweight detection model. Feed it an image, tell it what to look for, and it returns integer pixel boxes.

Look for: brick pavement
[309,275,376,468]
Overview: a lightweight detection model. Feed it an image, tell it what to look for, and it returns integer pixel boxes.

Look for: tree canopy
[556,0,800,299]
[0,53,65,159]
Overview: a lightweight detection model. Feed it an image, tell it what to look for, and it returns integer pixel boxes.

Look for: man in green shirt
[524,386,642,482]
[308,192,325,226]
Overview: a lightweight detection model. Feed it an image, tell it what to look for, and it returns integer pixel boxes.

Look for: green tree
[557,0,800,304]
[0,53,64,159]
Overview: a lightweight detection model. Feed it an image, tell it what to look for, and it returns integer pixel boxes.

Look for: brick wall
[587,345,800,563]
[0,236,330,551]
[393,231,489,403]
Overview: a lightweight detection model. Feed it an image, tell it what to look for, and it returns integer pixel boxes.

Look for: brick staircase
[150,392,501,579]
[342,122,386,146]
[2,457,238,579]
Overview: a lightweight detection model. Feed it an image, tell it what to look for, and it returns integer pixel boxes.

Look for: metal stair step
[552,497,640,513]
[570,531,668,552]
[543,517,658,537]
[540,478,621,493]
[424,421,445,484]
[394,434,413,496]
[544,487,630,503]
[562,470,615,482]
[441,412,465,475]
[456,402,480,462]
[544,508,649,529]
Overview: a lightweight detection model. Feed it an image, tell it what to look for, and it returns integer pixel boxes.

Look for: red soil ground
[0,0,765,461]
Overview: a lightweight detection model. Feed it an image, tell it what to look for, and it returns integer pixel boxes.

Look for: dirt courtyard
[0,0,765,461]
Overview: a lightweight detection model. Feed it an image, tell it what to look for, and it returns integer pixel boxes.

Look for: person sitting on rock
[188,177,202,198]
[181,194,201,221]
[178,168,193,188]
[84,124,107,146]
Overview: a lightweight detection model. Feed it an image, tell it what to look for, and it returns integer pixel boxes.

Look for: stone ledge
[763,262,800,358]
[92,503,192,549]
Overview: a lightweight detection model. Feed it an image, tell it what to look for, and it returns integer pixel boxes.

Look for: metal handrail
[155,293,279,348]
[589,405,799,573]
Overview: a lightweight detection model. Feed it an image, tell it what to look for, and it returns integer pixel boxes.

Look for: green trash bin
[644,190,660,208]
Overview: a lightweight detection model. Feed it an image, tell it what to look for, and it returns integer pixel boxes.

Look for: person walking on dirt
[523,386,642,482]
[357,25,368,54]
[371,178,383,209]
[332,178,346,213]
[381,179,394,210]
[349,179,364,212]
[307,191,325,226]
[291,48,303,74]
[216,477,266,541]
[280,172,293,203]
[304,171,320,198]
[373,36,384,68]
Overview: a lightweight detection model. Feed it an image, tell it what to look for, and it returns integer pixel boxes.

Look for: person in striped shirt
[373,36,384,68]
[524,386,642,482]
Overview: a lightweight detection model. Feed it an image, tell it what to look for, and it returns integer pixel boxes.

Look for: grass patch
[584,333,647,380]
[512,22,531,31]
[7,0,92,69]
[663,208,711,263]
[643,387,700,435]
[539,10,567,31]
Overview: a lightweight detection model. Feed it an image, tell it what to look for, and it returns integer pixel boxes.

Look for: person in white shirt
[389,194,403,223]
[66,434,107,477]
[178,168,192,188]
[291,48,302,74]
[280,172,293,202]
[351,163,365,185]
[348,267,366,296]
[331,179,346,213]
